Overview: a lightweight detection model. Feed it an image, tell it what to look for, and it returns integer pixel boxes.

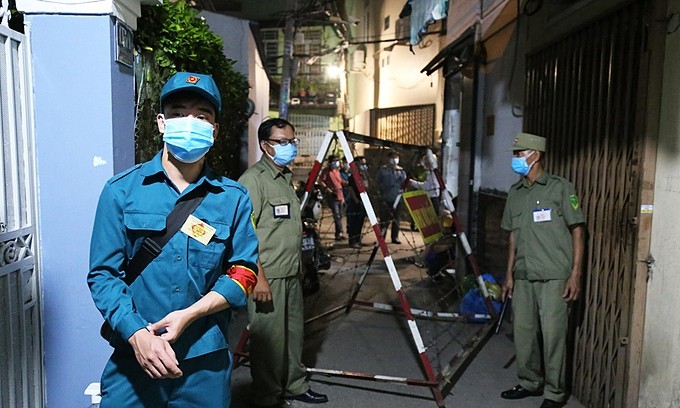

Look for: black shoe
[391,239,402,244]
[318,257,331,270]
[288,389,328,404]
[500,385,542,400]
[540,399,565,408]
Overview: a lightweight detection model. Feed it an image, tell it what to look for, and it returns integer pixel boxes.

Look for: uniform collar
[515,171,550,190]
[260,155,292,180]
[140,150,220,190]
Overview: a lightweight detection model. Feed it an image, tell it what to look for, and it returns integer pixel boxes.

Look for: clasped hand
[129,309,194,379]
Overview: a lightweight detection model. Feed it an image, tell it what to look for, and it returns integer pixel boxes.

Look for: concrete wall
[201,11,250,77]
[376,42,440,108]
[478,4,524,192]
[26,14,135,407]
[246,30,271,165]
[639,0,680,405]
[345,0,443,136]
[201,11,270,167]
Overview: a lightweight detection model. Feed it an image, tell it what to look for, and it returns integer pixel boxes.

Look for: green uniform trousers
[513,279,569,402]
[248,276,308,406]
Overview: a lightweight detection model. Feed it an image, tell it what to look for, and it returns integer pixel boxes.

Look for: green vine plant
[134,0,250,178]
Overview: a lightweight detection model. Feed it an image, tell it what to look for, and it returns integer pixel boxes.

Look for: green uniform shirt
[501,171,585,280]
[238,157,302,279]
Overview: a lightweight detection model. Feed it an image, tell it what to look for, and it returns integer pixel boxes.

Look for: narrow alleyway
[228,213,586,408]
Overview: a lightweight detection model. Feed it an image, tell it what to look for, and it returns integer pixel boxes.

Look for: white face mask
[389,157,399,166]
[161,116,215,163]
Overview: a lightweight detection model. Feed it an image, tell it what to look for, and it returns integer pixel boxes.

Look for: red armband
[227,265,258,296]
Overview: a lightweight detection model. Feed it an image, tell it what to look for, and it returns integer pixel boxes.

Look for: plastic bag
[459,273,502,322]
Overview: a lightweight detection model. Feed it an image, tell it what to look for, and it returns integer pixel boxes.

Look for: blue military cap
[160,72,222,115]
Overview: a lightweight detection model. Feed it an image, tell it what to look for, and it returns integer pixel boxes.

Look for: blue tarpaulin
[401,0,449,45]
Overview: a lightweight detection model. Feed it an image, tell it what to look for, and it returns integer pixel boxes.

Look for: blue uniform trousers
[100,348,232,408]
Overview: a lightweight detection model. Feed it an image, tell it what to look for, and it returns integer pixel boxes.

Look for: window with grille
[369,104,435,146]
[262,28,281,77]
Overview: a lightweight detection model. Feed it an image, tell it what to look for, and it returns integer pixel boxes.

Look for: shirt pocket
[267,196,293,221]
[190,220,232,270]
[535,201,564,228]
[123,211,166,255]
[124,211,166,231]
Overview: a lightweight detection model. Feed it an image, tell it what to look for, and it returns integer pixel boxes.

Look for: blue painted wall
[27,14,134,407]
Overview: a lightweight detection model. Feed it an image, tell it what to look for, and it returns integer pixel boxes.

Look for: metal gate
[369,104,436,146]
[524,1,652,406]
[0,23,43,408]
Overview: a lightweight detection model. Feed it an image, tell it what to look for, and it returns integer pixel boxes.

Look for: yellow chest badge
[180,214,216,245]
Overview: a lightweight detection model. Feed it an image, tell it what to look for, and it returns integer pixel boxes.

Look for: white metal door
[0,22,43,408]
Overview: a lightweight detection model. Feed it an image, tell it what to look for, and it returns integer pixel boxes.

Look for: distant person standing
[340,156,351,205]
[238,118,328,408]
[500,133,585,408]
[376,151,407,244]
[408,151,442,216]
[346,156,369,248]
[319,155,347,241]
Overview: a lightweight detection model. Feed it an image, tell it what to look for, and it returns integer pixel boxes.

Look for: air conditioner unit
[350,49,366,71]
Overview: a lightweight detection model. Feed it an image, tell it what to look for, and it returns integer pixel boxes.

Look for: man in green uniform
[500,133,585,408]
[238,118,328,408]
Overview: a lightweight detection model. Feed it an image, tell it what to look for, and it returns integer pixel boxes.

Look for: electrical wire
[25,0,105,4]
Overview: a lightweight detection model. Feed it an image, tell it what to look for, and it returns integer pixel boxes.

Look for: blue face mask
[162,116,215,163]
[267,142,298,167]
[511,153,535,176]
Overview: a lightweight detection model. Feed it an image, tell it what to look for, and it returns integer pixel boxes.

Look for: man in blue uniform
[500,133,585,408]
[376,151,407,244]
[346,156,369,247]
[88,72,258,408]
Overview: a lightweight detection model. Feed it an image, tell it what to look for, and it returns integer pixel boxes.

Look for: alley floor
[228,217,586,408]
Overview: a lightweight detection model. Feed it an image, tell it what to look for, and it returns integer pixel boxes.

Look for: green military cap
[512,132,546,152]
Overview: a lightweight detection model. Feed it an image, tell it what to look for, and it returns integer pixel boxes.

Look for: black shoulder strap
[123,184,209,285]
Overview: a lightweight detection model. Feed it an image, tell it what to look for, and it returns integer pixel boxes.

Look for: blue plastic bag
[459,273,502,322]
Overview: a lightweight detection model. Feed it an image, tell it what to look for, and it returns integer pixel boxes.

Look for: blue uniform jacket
[88,152,259,360]
[376,164,407,204]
